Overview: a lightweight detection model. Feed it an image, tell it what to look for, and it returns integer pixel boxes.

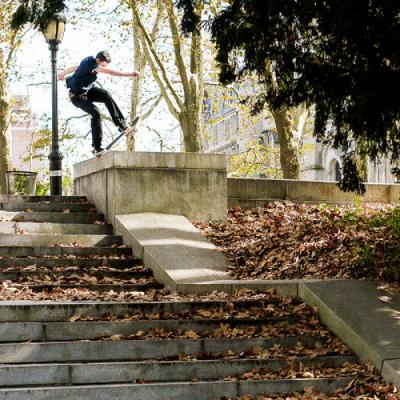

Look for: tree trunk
[272,105,308,179]
[179,11,203,153]
[0,53,11,194]
[132,0,204,153]
[179,109,201,152]
[127,15,145,151]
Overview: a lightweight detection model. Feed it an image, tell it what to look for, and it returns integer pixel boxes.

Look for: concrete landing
[115,213,229,290]
[299,280,400,387]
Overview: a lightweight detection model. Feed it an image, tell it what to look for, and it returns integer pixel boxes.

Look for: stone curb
[298,280,400,388]
[298,282,383,365]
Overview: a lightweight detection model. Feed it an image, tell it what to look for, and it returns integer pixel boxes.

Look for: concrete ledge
[299,280,400,387]
[115,213,229,290]
[74,152,227,223]
[228,178,400,207]
[74,151,226,179]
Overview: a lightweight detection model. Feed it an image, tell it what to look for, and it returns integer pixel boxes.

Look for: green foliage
[229,140,282,178]
[353,241,400,281]
[11,0,66,30]
[62,172,74,194]
[354,245,374,269]
[337,197,362,223]
[317,203,330,211]
[14,175,28,194]
[35,180,50,196]
[341,207,362,224]
[35,173,73,196]
[370,206,400,237]
[175,0,201,33]
[338,155,366,195]
[177,0,400,193]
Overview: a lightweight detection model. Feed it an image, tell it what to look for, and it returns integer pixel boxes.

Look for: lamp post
[42,14,66,196]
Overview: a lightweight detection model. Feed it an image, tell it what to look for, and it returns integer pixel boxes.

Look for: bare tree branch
[132,4,183,111]
[163,0,190,95]
[137,31,180,119]
[27,81,51,87]
[142,95,162,120]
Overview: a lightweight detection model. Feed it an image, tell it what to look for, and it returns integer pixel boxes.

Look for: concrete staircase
[0,196,371,399]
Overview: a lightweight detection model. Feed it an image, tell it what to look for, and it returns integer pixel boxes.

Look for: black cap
[96,50,111,63]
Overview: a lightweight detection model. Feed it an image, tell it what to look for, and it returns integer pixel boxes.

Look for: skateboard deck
[96,116,140,157]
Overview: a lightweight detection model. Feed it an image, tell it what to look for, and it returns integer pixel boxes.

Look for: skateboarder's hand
[57,72,65,81]
[131,71,139,78]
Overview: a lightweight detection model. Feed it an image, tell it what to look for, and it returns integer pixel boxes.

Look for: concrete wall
[73,152,227,223]
[228,178,400,208]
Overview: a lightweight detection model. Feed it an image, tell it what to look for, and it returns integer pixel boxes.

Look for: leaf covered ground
[195,202,400,285]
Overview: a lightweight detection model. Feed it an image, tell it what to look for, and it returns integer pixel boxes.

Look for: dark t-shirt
[66,56,98,94]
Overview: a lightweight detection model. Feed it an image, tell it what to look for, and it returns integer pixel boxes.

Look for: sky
[10,3,181,173]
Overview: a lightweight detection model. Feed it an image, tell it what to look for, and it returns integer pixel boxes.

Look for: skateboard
[96,116,140,157]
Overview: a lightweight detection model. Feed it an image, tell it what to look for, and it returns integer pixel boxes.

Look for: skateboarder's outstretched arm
[96,66,139,78]
[58,65,79,80]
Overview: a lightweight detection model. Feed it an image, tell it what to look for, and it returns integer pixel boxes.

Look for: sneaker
[92,147,106,157]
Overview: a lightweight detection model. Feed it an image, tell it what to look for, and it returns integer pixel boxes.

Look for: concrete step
[0,196,87,204]
[0,269,152,282]
[0,257,140,269]
[0,317,298,342]
[0,246,132,258]
[0,299,288,322]
[6,282,163,293]
[0,355,358,387]
[0,222,112,235]
[0,211,104,224]
[0,202,96,213]
[0,336,328,363]
[0,234,123,247]
[0,377,354,400]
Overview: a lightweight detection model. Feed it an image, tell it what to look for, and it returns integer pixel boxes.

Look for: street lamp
[42,14,66,196]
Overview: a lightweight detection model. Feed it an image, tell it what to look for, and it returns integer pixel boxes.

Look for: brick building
[9,95,46,179]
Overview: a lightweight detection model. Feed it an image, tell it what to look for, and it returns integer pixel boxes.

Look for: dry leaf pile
[174,338,350,362]
[0,283,164,301]
[7,273,157,286]
[0,264,147,273]
[195,203,400,283]
[224,362,367,381]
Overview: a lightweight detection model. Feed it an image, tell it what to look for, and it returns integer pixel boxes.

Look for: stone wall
[73,152,227,223]
[228,178,400,208]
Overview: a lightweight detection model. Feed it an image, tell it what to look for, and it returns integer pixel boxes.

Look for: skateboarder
[58,50,139,156]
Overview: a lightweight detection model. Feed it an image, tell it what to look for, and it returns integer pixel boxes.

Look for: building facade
[9,95,46,179]
[203,84,395,184]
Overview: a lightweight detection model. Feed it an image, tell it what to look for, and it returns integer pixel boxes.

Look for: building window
[329,159,342,181]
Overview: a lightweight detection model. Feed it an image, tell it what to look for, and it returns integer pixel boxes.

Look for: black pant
[70,87,127,150]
